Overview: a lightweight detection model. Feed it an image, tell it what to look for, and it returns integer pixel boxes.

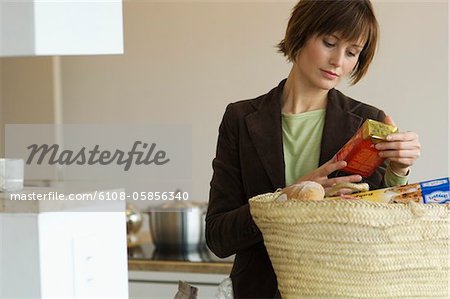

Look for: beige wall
[0,1,448,203]
[339,1,449,182]
[0,57,56,157]
[60,2,293,203]
[1,57,55,123]
[0,59,3,156]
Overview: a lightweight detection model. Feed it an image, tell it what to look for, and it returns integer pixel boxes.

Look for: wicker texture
[249,192,450,298]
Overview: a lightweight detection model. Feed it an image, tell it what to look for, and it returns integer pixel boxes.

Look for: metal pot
[147,201,207,252]
[126,204,143,235]
[126,204,143,247]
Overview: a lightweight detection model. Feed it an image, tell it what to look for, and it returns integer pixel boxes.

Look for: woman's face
[294,33,364,91]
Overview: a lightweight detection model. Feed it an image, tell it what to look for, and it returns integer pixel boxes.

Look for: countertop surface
[127,234,233,275]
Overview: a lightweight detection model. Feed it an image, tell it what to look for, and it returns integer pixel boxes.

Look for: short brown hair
[278,0,379,84]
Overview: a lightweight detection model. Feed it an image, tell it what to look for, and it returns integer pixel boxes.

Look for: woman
[206,1,421,298]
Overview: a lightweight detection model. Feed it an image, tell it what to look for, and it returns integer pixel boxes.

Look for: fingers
[376,141,421,152]
[377,142,420,169]
[384,131,419,142]
[323,174,362,188]
[296,157,363,189]
[375,131,420,151]
[295,159,355,187]
[317,159,362,187]
[329,154,338,163]
[321,160,347,175]
[378,149,420,159]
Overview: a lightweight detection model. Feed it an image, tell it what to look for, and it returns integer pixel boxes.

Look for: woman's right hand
[293,156,362,189]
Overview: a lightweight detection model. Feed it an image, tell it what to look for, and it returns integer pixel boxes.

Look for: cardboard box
[336,119,398,177]
[326,177,450,204]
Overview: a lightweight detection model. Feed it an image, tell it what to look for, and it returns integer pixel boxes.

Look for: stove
[128,243,233,263]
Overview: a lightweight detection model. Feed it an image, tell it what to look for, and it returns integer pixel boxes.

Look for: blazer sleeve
[205,104,263,258]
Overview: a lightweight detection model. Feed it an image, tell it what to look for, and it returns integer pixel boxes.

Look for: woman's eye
[323,40,335,48]
[347,49,361,58]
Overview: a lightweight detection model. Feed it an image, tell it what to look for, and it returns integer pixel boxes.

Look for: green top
[281,109,408,187]
[282,109,326,186]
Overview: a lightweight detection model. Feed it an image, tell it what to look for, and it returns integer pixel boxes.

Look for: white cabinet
[0,189,129,298]
[130,281,178,299]
[129,270,228,299]
[0,0,123,56]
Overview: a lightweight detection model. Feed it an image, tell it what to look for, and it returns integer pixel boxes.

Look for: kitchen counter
[128,259,232,275]
[128,242,233,275]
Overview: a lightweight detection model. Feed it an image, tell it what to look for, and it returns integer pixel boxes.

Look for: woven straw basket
[249,192,450,298]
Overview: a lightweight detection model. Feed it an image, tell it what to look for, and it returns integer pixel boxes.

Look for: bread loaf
[280,181,325,201]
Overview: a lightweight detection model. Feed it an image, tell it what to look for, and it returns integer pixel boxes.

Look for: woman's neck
[281,68,328,114]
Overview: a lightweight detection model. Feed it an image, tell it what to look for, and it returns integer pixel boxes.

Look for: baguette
[279,181,325,201]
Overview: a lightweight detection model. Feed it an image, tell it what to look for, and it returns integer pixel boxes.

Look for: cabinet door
[129,281,178,299]
[129,281,219,299]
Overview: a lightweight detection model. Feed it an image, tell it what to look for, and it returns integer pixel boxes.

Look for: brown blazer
[206,79,387,298]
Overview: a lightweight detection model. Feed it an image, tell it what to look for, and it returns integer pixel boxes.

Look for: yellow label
[325,183,422,204]
[362,119,398,143]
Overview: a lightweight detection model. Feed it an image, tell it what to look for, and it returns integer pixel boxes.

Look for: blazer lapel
[245,82,285,189]
[319,89,364,165]
[243,84,364,189]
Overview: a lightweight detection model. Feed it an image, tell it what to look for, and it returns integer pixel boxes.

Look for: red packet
[336,119,398,177]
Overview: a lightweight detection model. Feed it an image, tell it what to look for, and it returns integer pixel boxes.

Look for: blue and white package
[420,177,450,204]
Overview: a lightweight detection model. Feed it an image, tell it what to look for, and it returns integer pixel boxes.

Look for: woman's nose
[329,50,344,67]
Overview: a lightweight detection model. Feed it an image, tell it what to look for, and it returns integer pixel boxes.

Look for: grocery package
[336,119,398,177]
[326,177,450,204]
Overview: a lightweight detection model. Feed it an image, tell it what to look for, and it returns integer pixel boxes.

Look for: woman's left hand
[374,115,421,176]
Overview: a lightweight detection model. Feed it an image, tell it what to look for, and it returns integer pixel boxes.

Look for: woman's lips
[321,69,339,80]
